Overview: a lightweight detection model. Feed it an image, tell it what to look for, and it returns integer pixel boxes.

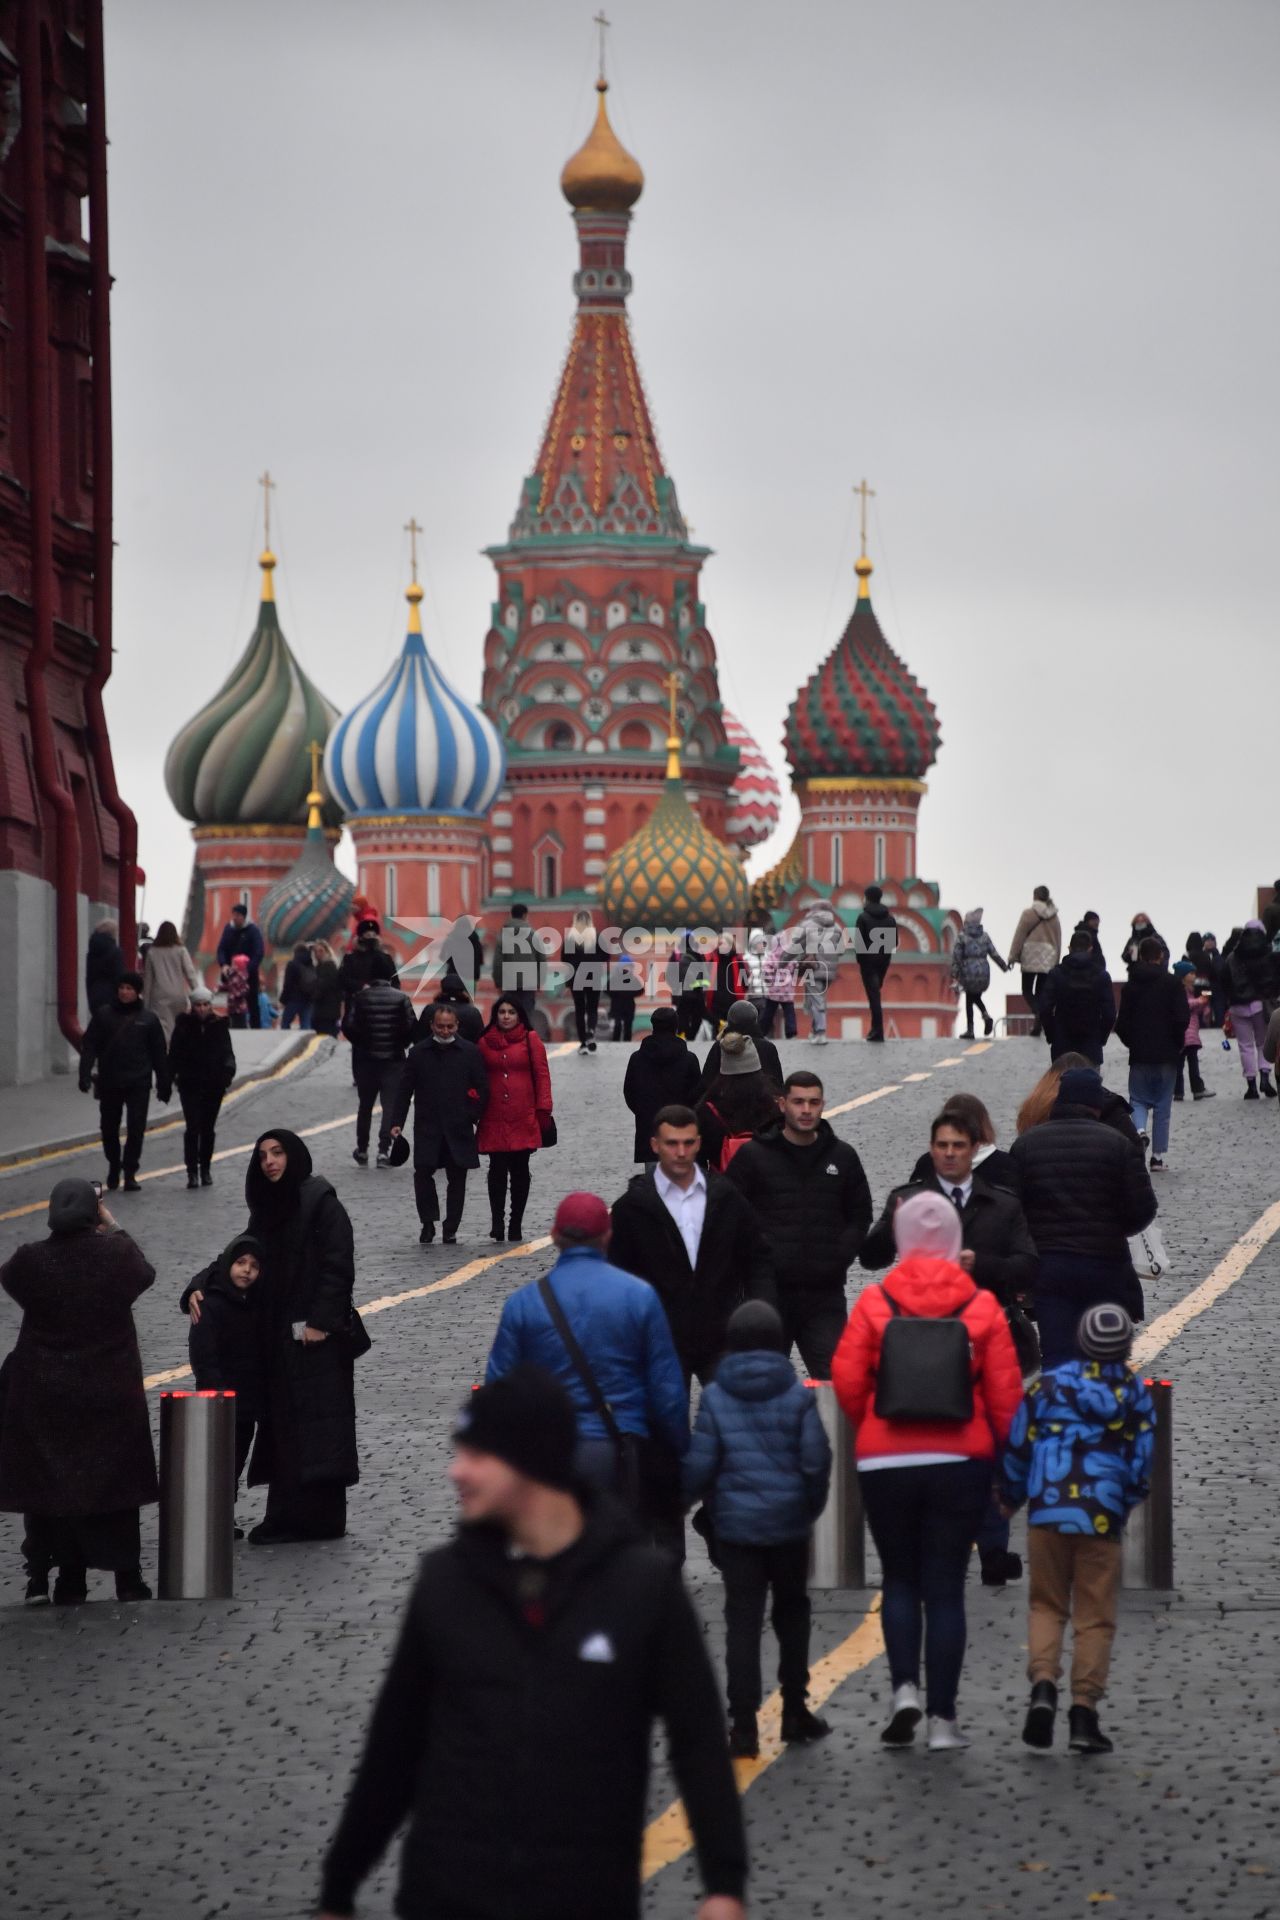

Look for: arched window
[543,850,560,898]
[547,722,575,752]
[618,719,650,751]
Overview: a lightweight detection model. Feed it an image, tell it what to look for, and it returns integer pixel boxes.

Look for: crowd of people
[4,882,1274,1917]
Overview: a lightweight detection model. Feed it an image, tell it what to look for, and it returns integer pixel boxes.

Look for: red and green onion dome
[259,761,355,950]
[164,552,343,828]
[601,735,748,933]
[784,557,941,781]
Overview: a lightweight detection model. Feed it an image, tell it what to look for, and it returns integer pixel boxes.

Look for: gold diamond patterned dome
[601,725,748,933]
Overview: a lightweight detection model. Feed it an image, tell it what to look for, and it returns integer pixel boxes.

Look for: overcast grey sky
[105,0,1279,961]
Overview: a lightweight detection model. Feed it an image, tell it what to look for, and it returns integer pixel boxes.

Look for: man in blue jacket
[486,1191,689,1505]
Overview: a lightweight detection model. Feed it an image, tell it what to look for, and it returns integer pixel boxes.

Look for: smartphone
[91,1181,103,1199]
[292,1320,308,1342]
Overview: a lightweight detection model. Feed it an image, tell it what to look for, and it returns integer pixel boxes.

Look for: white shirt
[937,1176,973,1210]
[654,1164,707,1268]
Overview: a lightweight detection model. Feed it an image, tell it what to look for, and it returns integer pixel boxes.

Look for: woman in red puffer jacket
[476,996,553,1243]
[833,1190,1022,1754]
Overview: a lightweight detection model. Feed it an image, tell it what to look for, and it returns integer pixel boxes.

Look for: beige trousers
[1027,1529,1122,1706]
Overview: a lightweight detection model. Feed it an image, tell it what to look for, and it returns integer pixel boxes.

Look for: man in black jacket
[855,886,897,1042]
[726,1071,873,1378]
[168,987,236,1188]
[316,1368,746,1920]
[623,1006,701,1162]
[693,999,783,1102]
[389,1003,488,1245]
[78,972,171,1191]
[861,1108,1038,1305]
[1039,931,1117,1065]
[610,1105,776,1386]
[343,977,418,1168]
[1116,937,1190,1171]
[1010,1066,1157,1366]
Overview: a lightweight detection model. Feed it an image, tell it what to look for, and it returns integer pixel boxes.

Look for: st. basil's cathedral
[158,66,961,1041]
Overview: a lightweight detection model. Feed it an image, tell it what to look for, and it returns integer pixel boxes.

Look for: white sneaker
[815,1033,828,1045]
[578,1044,589,1057]
[881,1683,923,1747]
[927,1716,971,1751]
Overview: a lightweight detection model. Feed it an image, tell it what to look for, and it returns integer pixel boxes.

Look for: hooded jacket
[1008,899,1062,975]
[682,1349,831,1544]
[1009,1103,1156,1261]
[832,1254,1023,1464]
[609,1166,776,1373]
[1116,962,1189,1066]
[317,1495,746,1920]
[622,1029,701,1161]
[281,945,318,1004]
[338,937,400,1014]
[950,919,1005,994]
[1226,925,1277,1008]
[182,1234,265,1419]
[1001,1360,1156,1536]
[1039,951,1116,1061]
[855,900,898,975]
[725,1118,873,1293]
[85,927,123,1014]
[486,1245,688,1455]
[78,997,171,1098]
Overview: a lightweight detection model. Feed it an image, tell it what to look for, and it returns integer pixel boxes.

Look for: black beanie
[454,1366,578,1490]
[119,969,144,993]
[725,1300,786,1353]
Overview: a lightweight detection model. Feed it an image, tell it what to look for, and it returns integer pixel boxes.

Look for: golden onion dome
[560,79,644,213]
[601,732,748,934]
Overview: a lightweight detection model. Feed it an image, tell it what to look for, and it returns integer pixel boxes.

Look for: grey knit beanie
[1077,1303,1134,1361]
[719,1032,761,1076]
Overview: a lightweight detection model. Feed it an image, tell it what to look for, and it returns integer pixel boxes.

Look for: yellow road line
[824,1085,901,1118]
[935,1056,966,1067]
[144,1234,554,1392]
[642,1597,885,1880]
[962,1041,994,1056]
[0,1036,322,1178]
[1132,1199,1280,1371]
[900,1071,934,1084]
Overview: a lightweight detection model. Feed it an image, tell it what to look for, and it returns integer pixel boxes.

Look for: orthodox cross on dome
[259,469,275,548]
[404,516,423,584]
[306,740,325,830]
[854,478,875,554]
[594,9,610,81]
[854,477,876,599]
[663,668,685,779]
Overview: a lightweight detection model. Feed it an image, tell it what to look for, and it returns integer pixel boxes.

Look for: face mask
[435,1034,456,1046]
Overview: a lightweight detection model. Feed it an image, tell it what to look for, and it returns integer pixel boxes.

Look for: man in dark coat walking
[726,1071,873,1378]
[855,885,897,1042]
[78,972,171,1190]
[215,903,266,1028]
[622,1006,701,1162]
[389,1003,489,1244]
[1039,931,1117,1066]
[693,999,783,1103]
[0,1179,157,1603]
[343,976,417,1167]
[1116,937,1192,1171]
[338,918,401,1026]
[85,920,123,1015]
[168,986,236,1188]
[610,1104,776,1387]
[316,1367,746,1920]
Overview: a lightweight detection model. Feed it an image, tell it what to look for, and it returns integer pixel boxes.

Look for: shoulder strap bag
[537,1274,641,1508]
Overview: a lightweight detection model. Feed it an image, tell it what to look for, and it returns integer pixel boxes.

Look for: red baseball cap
[553,1191,611,1240]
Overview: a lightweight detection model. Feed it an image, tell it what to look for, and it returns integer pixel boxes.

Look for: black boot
[507,1217,525,1242]
[1245,1077,1260,1100]
[781,1704,831,1743]
[728,1714,759,1759]
[1261,1072,1277,1099]
[1022,1680,1057,1750]
[1068,1704,1113,1754]
[115,1566,152,1603]
[52,1567,88,1606]
[186,1169,199,1189]
[489,1213,505,1241]
[200,1164,213,1186]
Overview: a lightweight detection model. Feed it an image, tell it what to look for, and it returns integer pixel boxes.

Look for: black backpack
[873,1290,974,1423]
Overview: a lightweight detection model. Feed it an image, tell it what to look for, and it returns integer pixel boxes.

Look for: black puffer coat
[1009,1103,1156,1262]
[244,1132,360,1489]
[343,980,417,1059]
[1116,963,1190,1066]
[389,1036,489,1170]
[0,1213,158,1515]
[78,1000,171,1096]
[726,1119,873,1294]
[622,1031,701,1161]
[85,928,123,1014]
[1040,953,1116,1062]
[168,1009,236,1092]
[1227,926,1277,1006]
[855,901,897,975]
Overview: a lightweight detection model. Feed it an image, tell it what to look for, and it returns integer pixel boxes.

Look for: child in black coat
[180,1234,264,1491]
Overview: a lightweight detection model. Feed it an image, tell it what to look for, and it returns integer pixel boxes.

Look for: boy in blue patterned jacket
[999,1302,1155,1756]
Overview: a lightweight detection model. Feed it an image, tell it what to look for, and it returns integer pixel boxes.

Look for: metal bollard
[806,1381,867,1588]
[158,1390,237,1600]
[1122,1379,1174,1591]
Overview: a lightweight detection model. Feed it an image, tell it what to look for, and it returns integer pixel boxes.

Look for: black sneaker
[866,1031,885,1044]
[105,1169,120,1191]
[115,1569,152,1603]
[1022,1681,1057,1750]
[728,1716,759,1759]
[1193,1088,1216,1100]
[24,1575,49,1606]
[419,1224,436,1245]
[442,1232,458,1246]
[352,1149,368,1167]
[1262,1075,1278,1099]
[200,1166,213,1186]
[122,1174,142,1193]
[1172,1091,1184,1103]
[983,1015,995,1036]
[186,1171,199,1189]
[781,1706,832,1744]
[586,1038,597,1053]
[1068,1705,1113,1754]
[376,1152,391,1169]
[52,1570,88,1606]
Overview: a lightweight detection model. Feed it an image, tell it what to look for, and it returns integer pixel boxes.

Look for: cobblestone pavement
[1,1033,1277,1920]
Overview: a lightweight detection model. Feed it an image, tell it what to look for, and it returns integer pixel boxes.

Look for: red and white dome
[723,710,783,851]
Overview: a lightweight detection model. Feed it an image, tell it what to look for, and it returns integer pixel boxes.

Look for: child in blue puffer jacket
[1000,1302,1156,1758]
[683,1301,832,1759]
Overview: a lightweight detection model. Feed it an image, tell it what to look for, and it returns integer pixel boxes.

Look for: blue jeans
[1128,1061,1177,1155]
[280,997,312,1030]
[859,1458,992,1719]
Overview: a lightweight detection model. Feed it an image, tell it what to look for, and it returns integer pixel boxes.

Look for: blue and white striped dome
[325,585,506,818]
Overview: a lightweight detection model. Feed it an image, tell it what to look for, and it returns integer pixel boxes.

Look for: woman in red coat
[832,1191,1023,1754]
[476,996,553,1242]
